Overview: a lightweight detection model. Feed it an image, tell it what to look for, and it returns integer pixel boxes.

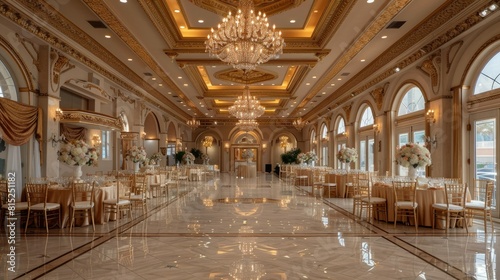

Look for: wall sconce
[141,132,147,139]
[426,109,436,124]
[92,134,101,147]
[262,143,267,152]
[176,139,182,151]
[373,124,380,134]
[224,142,230,153]
[50,133,65,147]
[54,108,63,122]
[321,136,329,143]
[425,134,437,148]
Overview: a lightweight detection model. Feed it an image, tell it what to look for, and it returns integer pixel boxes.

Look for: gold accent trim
[60,109,123,131]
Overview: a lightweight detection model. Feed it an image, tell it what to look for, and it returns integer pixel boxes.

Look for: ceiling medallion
[205,0,285,71]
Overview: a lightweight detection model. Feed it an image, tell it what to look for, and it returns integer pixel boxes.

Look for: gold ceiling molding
[0,0,190,121]
[295,0,412,115]
[303,0,485,122]
[189,0,306,16]
[214,69,277,84]
[312,0,355,46]
[60,109,123,131]
[418,51,441,95]
[370,86,386,111]
[342,104,352,123]
[65,79,114,102]
[82,0,196,117]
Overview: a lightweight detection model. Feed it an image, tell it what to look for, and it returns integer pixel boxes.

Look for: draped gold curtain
[60,124,87,141]
[0,97,42,146]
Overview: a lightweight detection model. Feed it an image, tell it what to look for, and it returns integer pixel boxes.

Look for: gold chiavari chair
[0,180,29,228]
[69,181,95,232]
[466,179,494,232]
[432,182,468,233]
[392,180,418,231]
[25,183,61,233]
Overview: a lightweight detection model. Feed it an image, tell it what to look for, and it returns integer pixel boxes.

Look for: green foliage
[190,148,203,159]
[281,148,301,164]
[175,151,185,163]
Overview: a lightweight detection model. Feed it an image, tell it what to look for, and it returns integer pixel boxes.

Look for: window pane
[101,131,110,159]
[368,139,374,172]
[337,118,345,134]
[397,87,425,116]
[359,140,366,170]
[474,52,500,94]
[360,107,374,127]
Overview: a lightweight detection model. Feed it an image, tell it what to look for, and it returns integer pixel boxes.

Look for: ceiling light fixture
[187,117,200,129]
[235,119,259,131]
[293,117,307,131]
[205,0,285,71]
[228,86,265,120]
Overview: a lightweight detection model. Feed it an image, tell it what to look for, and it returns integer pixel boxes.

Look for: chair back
[71,182,94,206]
[25,183,49,207]
[324,173,337,185]
[133,173,148,197]
[116,175,132,202]
[393,180,417,206]
[472,179,494,208]
[444,182,467,208]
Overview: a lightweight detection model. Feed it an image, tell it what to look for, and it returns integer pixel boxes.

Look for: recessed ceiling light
[120,0,127,3]
[180,25,185,29]
[360,59,366,62]
[198,19,204,23]
[291,105,294,107]
[104,35,111,38]
[272,84,275,86]
[290,19,296,23]
[187,108,191,110]
[337,78,342,81]
[367,0,374,3]
[174,9,180,13]
[168,92,172,95]
[331,83,335,86]
[306,83,310,85]
[152,77,156,81]
[159,84,163,86]
[178,76,182,79]
[127,58,133,61]
[313,10,318,13]
[312,76,317,79]
[184,84,188,86]
[322,92,326,95]
[381,35,388,39]
[395,67,401,72]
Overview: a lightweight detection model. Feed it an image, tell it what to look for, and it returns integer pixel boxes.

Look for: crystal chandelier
[293,117,307,131]
[235,119,259,131]
[186,117,200,129]
[205,0,285,71]
[228,86,265,120]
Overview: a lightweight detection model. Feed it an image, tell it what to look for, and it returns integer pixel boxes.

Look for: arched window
[310,129,317,153]
[394,85,426,177]
[398,87,425,116]
[0,59,17,100]
[119,111,130,132]
[320,123,328,166]
[335,117,347,168]
[474,52,500,94]
[337,118,345,135]
[358,106,375,171]
[360,107,374,127]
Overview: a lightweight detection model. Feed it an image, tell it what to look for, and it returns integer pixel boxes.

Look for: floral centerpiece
[337,147,358,163]
[297,152,308,164]
[183,152,195,164]
[395,143,432,168]
[126,146,147,163]
[202,153,210,164]
[242,149,254,159]
[58,140,98,166]
[305,151,318,163]
[149,152,163,165]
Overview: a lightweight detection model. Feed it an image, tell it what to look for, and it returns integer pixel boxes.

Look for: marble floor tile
[1,173,498,279]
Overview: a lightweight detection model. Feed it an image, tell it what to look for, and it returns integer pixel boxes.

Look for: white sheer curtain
[30,137,41,179]
[5,144,22,201]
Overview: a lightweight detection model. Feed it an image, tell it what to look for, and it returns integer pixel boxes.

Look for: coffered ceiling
[2,0,495,127]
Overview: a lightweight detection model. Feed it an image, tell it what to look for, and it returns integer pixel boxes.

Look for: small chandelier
[235,119,259,131]
[228,86,265,119]
[202,136,214,148]
[293,117,307,131]
[187,117,200,129]
[205,0,285,71]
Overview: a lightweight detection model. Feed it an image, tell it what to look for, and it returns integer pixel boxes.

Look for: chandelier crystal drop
[228,86,265,119]
[235,119,259,131]
[205,0,285,71]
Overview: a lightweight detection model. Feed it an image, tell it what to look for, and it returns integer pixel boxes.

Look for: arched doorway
[229,131,262,172]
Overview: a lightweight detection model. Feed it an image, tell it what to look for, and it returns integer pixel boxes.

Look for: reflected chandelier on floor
[204,0,285,71]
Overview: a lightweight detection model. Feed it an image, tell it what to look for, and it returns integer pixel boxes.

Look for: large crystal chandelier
[205,0,285,71]
[228,86,265,120]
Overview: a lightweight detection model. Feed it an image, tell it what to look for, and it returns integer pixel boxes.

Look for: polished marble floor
[1,173,498,279]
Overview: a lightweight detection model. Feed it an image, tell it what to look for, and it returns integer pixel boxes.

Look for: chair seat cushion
[31,203,60,211]
[466,201,489,210]
[72,201,95,209]
[432,203,464,211]
[362,197,386,204]
[103,199,131,205]
[2,202,29,210]
[130,194,145,200]
[395,201,418,209]
[323,183,337,187]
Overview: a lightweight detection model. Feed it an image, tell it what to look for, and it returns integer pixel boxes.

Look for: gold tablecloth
[237,165,256,178]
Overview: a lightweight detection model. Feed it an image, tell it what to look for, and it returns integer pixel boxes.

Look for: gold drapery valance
[0,97,42,146]
[60,124,87,141]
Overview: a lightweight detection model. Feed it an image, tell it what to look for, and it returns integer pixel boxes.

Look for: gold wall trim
[60,109,123,131]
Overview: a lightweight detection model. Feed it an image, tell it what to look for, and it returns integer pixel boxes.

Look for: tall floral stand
[408,166,417,179]
[74,165,82,181]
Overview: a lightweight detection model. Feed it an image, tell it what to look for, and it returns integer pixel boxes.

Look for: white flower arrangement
[126,146,147,163]
[396,143,432,168]
[305,151,318,163]
[337,147,358,163]
[297,152,308,163]
[242,149,254,159]
[149,152,163,165]
[58,140,98,166]
[183,152,195,164]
